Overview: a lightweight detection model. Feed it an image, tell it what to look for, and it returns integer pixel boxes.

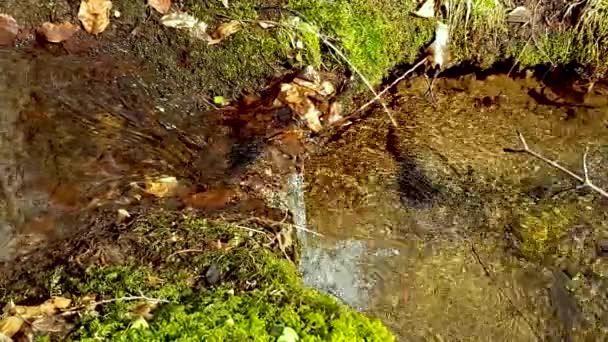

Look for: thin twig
[239,217,324,237]
[61,295,169,316]
[233,224,270,236]
[291,223,324,237]
[507,132,608,198]
[313,33,398,127]
[167,248,204,259]
[357,57,428,114]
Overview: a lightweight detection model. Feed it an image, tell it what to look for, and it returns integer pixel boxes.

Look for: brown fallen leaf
[148,0,171,14]
[0,14,18,46]
[207,20,241,45]
[0,316,23,338]
[78,0,113,35]
[38,22,79,43]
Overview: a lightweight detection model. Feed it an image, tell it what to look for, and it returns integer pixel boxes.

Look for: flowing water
[2,47,608,341]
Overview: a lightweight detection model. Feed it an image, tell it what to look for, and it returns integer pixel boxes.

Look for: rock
[205,263,222,285]
[596,239,608,257]
[507,6,531,24]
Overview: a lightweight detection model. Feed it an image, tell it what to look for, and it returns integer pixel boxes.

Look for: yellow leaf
[7,296,71,319]
[78,0,113,35]
[148,0,171,14]
[0,316,23,337]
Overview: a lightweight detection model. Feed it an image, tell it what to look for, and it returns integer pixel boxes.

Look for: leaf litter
[276,66,336,132]
[0,297,72,338]
[78,0,113,35]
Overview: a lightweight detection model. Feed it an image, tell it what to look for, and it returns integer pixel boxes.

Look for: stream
[2,48,608,341]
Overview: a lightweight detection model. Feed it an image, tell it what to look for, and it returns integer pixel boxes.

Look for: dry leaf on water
[207,20,241,45]
[141,176,179,197]
[78,0,113,35]
[38,22,79,43]
[0,14,18,46]
[148,0,171,14]
[0,316,23,338]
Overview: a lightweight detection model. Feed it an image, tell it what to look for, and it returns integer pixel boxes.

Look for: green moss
[289,0,434,84]
[22,215,394,341]
[516,205,577,259]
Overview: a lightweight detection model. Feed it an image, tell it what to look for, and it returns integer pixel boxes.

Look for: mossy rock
[5,214,394,341]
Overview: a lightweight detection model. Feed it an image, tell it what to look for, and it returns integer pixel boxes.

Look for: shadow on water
[386,127,441,209]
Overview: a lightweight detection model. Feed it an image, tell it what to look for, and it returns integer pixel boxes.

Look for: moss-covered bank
[3,0,607,104]
[0,214,394,341]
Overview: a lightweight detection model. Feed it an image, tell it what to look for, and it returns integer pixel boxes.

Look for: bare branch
[510,133,608,199]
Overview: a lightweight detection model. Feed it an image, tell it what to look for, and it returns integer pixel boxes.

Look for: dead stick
[506,132,608,198]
